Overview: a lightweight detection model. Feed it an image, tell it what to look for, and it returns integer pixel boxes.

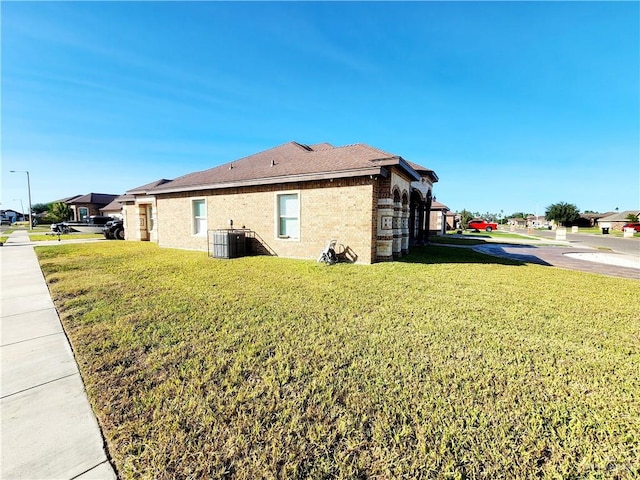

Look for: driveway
[472,242,639,280]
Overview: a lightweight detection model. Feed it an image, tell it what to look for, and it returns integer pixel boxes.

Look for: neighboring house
[122,142,439,263]
[100,196,128,218]
[597,210,640,230]
[57,193,120,221]
[0,209,23,223]
[509,217,527,228]
[445,211,460,230]
[429,200,450,235]
[526,215,549,228]
[578,212,611,227]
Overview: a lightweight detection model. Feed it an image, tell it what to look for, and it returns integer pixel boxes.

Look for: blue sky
[2,1,638,216]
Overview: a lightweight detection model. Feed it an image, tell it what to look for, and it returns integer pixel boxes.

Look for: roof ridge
[329,142,396,158]
[228,141,313,165]
[155,142,311,188]
[291,141,313,151]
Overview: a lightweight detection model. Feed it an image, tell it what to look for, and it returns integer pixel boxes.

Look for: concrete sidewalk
[1,231,116,479]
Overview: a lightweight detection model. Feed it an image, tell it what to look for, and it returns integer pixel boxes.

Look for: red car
[622,222,640,232]
[467,220,498,232]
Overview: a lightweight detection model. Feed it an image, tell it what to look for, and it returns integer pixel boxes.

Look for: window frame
[78,207,89,221]
[275,191,300,240]
[191,198,207,237]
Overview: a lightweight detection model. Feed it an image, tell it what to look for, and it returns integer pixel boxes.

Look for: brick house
[429,200,450,234]
[122,142,438,263]
[59,193,120,221]
[597,210,640,230]
[99,196,127,218]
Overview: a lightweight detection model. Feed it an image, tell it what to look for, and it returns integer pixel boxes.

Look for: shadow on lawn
[401,243,552,267]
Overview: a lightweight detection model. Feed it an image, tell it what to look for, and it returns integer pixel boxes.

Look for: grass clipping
[37,242,639,479]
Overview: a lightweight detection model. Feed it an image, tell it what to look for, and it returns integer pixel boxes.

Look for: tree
[483,211,497,222]
[31,203,49,215]
[545,202,580,227]
[625,213,639,222]
[459,209,473,227]
[47,202,72,223]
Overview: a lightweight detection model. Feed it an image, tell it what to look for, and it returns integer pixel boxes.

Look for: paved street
[527,228,640,256]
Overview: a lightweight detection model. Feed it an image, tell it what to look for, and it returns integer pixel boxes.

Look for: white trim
[134,196,156,204]
[190,197,207,237]
[78,207,89,221]
[275,190,300,241]
[151,168,384,194]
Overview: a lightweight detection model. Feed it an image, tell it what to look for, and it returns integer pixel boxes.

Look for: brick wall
[154,178,378,263]
[122,203,135,241]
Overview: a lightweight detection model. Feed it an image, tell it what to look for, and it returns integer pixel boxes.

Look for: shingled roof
[100,196,126,213]
[407,161,439,183]
[150,142,428,194]
[126,179,173,195]
[65,193,119,206]
[431,200,449,210]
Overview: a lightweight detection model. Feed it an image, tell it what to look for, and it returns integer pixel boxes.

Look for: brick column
[401,203,409,255]
[392,198,402,259]
[376,198,394,261]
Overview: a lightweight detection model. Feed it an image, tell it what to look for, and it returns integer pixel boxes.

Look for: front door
[138,206,149,241]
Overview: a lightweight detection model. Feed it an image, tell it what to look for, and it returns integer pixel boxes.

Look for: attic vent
[271,160,276,167]
[229,163,233,170]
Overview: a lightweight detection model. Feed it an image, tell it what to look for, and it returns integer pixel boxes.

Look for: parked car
[467,220,498,232]
[50,222,71,234]
[103,219,125,240]
[51,216,113,234]
[622,222,640,232]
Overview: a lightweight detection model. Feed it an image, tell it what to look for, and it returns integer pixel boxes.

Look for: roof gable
[431,200,449,210]
[100,198,125,212]
[407,161,439,183]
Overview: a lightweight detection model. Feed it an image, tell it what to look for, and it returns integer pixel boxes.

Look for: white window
[192,199,207,236]
[277,193,299,239]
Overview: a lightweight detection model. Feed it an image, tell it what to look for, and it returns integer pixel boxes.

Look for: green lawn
[433,231,541,246]
[0,227,103,243]
[36,242,639,479]
[28,232,104,242]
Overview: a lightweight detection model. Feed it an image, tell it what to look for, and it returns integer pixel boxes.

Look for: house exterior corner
[121,142,438,264]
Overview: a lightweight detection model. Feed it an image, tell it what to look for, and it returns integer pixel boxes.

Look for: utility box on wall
[210,230,246,259]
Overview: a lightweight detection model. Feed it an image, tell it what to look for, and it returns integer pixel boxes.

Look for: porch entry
[409,189,432,245]
[137,204,153,241]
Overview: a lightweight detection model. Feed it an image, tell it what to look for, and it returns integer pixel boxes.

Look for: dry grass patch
[36,242,639,479]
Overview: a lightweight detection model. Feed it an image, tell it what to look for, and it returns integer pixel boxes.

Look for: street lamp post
[10,170,33,231]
